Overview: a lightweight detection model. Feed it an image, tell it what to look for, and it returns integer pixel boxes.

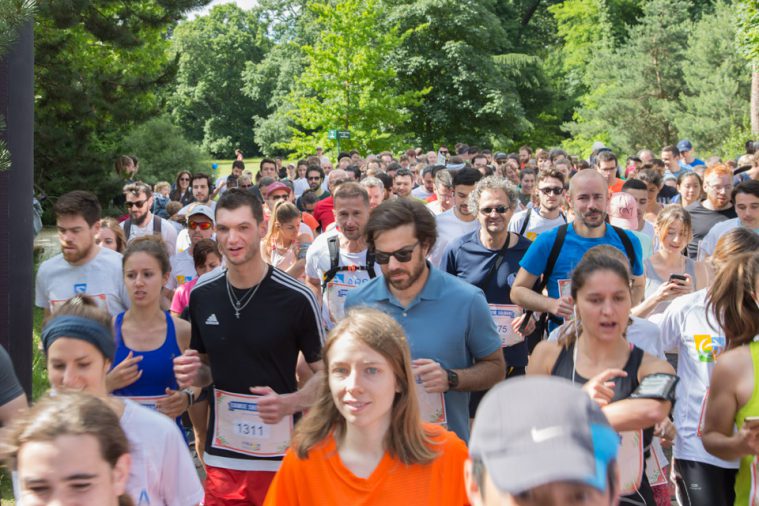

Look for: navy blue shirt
[444,231,532,367]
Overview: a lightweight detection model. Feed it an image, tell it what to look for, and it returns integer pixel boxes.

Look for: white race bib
[127,394,169,413]
[211,388,293,457]
[618,430,644,495]
[325,281,357,323]
[489,304,524,348]
[645,437,668,487]
[414,378,447,426]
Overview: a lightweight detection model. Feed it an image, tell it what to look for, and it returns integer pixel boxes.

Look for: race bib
[489,304,524,348]
[128,394,169,413]
[618,430,644,495]
[645,437,668,486]
[325,282,357,323]
[414,377,447,426]
[211,389,293,457]
[749,457,759,505]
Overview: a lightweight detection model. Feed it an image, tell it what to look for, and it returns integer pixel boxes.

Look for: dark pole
[0,20,35,397]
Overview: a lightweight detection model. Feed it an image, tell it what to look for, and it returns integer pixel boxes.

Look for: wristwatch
[182,388,195,407]
[445,369,459,390]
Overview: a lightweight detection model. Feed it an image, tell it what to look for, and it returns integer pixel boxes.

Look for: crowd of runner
[2,140,759,505]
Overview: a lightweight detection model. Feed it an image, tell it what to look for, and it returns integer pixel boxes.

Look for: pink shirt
[170,277,198,314]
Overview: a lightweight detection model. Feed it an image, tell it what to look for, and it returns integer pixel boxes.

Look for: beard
[385,257,426,291]
[62,243,94,264]
[578,209,605,228]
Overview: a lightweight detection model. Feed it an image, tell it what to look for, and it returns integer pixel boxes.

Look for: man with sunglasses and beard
[121,181,178,255]
[511,169,645,333]
[166,205,217,296]
[508,168,567,242]
[344,198,504,443]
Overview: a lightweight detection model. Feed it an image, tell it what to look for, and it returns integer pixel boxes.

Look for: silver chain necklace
[225,272,262,319]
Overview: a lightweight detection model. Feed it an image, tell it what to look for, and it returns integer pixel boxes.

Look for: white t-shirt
[698,217,742,259]
[35,247,129,316]
[508,208,566,242]
[120,215,178,257]
[548,316,664,359]
[426,200,445,216]
[167,249,196,290]
[428,209,479,268]
[411,186,434,199]
[120,399,204,506]
[293,178,310,198]
[659,289,739,469]
[305,232,382,328]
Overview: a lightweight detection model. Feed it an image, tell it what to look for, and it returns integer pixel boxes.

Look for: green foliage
[676,1,750,153]
[34,0,209,207]
[120,115,208,184]
[276,0,427,156]
[737,0,759,62]
[167,3,271,157]
[563,0,691,154]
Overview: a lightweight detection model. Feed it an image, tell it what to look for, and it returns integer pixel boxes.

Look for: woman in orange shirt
[264,308,469,506]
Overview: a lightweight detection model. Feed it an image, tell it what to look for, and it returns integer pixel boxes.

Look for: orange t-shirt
[610,177,625,194]
[263,424,470,506]
[301,212,319,234]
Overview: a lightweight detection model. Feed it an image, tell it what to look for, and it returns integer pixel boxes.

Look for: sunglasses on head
[126,200,147,208]
[538,186,564,196]
[189,221,213,230]
[373,241,419,264]
[479,206,510,215]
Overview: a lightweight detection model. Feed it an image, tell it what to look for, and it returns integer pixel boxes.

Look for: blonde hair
[654,205,692,244]
[263,200,301,259]
[98,218,127,253]
[710,228,759,272]
[291,308,438,464]
[1,391,134,506]
[154,181,170,193]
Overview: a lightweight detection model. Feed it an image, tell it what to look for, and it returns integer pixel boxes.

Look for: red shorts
[203,466,276,506]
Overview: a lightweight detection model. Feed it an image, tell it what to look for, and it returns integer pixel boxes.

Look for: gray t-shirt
[35,247,129,316]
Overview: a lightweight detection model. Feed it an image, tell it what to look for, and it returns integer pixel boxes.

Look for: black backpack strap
[518,208,531,236]
[519,223,569,333]
[123,219,132,241]
[153,215,162,235]
[321,236,342,289]
[610,225,637,271]
[366,248,376,279]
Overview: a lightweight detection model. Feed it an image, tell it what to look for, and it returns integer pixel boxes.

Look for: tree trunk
[752,64,759,135]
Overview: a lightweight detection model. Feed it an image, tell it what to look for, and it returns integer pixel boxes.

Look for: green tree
[120,116,208,183]
[675,2,750,154]
[737,0,759,134]
[35,0,209,208]
[563,0,691,155]
[167,4,271,157]
[276,0,426,156]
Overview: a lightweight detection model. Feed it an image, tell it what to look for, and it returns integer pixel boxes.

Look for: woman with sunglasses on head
[42,295,203,506]
[169,170,194,207]
[107,237,198,434]
[264,308,469,505]
[95,218,128,253]
[699,252,759,505]
[657,229,759,506]
[261,200,308,280]
[528,245,675,506]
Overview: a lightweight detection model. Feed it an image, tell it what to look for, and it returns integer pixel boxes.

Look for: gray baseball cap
[469,376,619,495]
[187,204,215,224]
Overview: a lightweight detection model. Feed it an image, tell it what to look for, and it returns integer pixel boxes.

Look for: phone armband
[629,373,678,403]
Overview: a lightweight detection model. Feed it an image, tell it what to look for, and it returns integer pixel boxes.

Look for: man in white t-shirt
[177,173,217,218]
[120,181,177,255]
[305,183,381,328]
[699,180,759,259]
[166,205,216,292]
[508,167,567,241]
[35,190,129,317]
[426,169,453,216]
[428,167,482,267]
[214,160,244,196]
[411,165,435,199]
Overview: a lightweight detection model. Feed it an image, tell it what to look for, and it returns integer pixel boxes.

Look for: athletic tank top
[112,311,181,398]
[552,341,656,506]
[734,340,759,505]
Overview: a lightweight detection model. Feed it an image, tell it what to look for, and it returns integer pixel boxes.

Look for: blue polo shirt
[520,222,643,302]
[344,264,501,442]
[444,231,532,368]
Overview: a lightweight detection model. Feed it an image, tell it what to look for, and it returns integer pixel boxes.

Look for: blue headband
[41,315,115,361]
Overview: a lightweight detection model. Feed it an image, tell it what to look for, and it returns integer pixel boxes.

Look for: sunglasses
[189,221,213,230]
[307,176,322,181]
[538,186,564,196]
[373,241,419,264]
[125,200,147,208]
[479,206,510,215]
[179,177,190,181]
[239,184,252,189]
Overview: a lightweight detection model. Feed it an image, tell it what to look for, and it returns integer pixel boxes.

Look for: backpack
[321,235,377,290]
[124,215,163,242]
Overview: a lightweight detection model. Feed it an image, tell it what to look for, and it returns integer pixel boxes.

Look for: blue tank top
[112,311,181,398]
